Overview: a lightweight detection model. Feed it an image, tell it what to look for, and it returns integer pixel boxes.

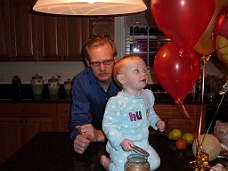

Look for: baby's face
[122,58,148,89]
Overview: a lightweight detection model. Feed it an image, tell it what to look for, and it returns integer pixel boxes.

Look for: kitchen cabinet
[0,103,57,164]
[0,0,39,61]
[38,15,89,61]
[0,0,115,62]
[57,103,71,132]
[0,0,90,61]
[152,104,206,134]
[0,0,11,60]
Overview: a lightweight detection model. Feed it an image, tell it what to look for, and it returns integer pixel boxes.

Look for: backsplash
[0,61,85,84]
[0,60,226,85]
[0,84,69,100]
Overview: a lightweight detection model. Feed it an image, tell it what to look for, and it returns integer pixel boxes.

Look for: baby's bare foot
[100,155,111,171]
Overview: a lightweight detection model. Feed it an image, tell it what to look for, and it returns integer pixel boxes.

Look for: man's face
[86,43,116,82]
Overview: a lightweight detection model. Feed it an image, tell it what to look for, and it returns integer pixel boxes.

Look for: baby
[100,55,166,171]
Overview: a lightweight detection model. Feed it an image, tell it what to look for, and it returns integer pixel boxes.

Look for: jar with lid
[124,145,150,171]
[48,77,60,95]
[30,74,44,95]
[64,79,73,94]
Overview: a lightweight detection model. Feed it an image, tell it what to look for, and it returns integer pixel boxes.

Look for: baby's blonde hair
[113,55,143,88]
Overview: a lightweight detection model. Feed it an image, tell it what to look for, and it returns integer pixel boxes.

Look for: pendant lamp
[33,0,147,15]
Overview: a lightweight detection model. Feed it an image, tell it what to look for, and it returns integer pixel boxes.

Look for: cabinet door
[25,117,57,142]
[8,0,39,61]
[0,117,23,164]
[39,15,89,61]
[57,104,71,132]
[0,0,12,61]
[65,16,89,61]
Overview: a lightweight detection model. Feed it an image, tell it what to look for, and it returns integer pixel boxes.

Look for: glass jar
[125,145,150,171]
[124,154,150,171]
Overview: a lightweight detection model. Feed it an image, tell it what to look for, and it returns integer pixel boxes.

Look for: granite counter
[0,132,226,171]
[0,132,227,171]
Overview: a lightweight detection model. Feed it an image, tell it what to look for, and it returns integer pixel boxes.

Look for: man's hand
[74,124,105,154]
[73,134,91,154]
[76,124,105,142]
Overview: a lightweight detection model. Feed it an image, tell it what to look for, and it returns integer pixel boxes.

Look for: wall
[0,17,227,85]
[0,61,85,84]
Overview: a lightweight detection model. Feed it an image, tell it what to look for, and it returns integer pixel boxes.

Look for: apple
[175,139,187,150]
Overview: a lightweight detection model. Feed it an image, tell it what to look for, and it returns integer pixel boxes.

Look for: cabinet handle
[21,109,25,112]
[25,120,28,123]
[12,57,14,60]
[63,56,66,60]
[165,121,168,125]
[59,56,62,60]
[65,109,68,113]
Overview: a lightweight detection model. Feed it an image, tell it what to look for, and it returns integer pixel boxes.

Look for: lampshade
[33,0,147,15]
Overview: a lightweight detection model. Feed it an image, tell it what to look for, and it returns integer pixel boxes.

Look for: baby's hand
[156,120,166,132]
[120,139,134,151]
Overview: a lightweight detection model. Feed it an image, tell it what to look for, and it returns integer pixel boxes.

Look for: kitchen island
[0,132,227,171]
[1,132,226,171]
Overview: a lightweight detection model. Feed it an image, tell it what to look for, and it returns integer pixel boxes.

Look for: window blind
[125,26,171,68]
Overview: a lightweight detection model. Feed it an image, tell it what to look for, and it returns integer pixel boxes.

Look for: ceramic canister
[64,79,73,94]
[48,77,60,95]
[31,74,44,95]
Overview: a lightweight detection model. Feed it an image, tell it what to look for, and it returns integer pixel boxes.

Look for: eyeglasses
[90,59,114,67]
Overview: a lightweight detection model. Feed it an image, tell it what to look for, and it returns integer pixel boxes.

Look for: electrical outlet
[57,73,62,82]
[0,73,5,82]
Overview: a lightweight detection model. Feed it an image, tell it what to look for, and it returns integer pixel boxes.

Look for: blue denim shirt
[70,67,120,140]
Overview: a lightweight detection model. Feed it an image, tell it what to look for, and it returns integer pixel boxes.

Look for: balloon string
[196,55,208,153]
[199,54,214,147]
[191,86,197,121]
[180,103,194,125]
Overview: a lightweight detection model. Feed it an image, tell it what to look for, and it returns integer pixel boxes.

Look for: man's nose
[99,63,106,70]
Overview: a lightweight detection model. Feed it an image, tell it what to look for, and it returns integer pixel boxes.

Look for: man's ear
[117,74,126,84]
[85,58,90,67]
[113,56,117,63]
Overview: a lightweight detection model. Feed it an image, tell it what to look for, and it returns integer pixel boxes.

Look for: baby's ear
[117,74,126,84]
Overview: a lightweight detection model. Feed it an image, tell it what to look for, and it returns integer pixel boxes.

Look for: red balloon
[151,0,216,51]
[154,42,200,104]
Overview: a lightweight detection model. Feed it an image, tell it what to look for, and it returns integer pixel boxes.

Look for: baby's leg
[147,146,161,170]
[100,155,111,171]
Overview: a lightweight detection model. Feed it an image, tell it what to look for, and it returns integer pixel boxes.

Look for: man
[70,36,120,156]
